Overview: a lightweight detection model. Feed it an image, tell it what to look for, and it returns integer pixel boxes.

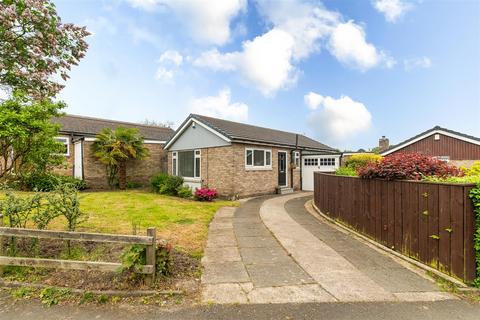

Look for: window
[437,156,450,163]
[245,148,272,169]
[174,150,201,178]
[294,151,300,166]
[55,137,69,156]
[172,152,177,176]
[304,157,336,166]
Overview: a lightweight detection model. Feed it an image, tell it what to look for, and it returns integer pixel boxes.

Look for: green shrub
[120,242,173,280]
[469,184,480,287]
[176,185,193,198]
[151,173,169,193]
[151,173,183,196]
[22,172,86,191]
[463,161,480,177]
[335,166,358,176]
[344,153,383,170]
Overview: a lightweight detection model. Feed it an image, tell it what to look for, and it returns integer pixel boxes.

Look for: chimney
[379,136,389,151]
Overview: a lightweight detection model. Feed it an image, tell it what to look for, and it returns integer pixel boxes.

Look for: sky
[54,0,480,151]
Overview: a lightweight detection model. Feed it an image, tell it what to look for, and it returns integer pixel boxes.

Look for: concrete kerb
[306,199,468,289]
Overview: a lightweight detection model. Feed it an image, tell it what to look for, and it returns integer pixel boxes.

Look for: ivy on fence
[469,184,480,287]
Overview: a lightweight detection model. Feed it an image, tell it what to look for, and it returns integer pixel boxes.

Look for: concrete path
[202,193,456,304]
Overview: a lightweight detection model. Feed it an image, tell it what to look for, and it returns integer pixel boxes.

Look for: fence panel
[313,173,476,283]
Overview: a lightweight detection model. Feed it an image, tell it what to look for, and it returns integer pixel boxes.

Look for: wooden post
[0,214,3,276]
[145,227,156,286]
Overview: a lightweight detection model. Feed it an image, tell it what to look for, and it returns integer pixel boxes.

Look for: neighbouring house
[52,114,174,188]
[164,114,339,198]
[380,126,480,167]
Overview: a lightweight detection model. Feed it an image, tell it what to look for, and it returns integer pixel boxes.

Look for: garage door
[301,155,339,191]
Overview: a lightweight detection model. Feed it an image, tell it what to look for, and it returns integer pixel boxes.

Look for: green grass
[0,190,238,256]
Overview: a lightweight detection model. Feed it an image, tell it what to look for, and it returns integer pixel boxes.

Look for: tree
[91,127,149,190]
[0,0,89,98]
[141,119,174,128]
[0,93,65,181]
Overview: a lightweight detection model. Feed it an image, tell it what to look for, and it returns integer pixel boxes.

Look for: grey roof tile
[53,114,175,141]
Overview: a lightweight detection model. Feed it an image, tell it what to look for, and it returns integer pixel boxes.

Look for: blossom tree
[0,0,90,98]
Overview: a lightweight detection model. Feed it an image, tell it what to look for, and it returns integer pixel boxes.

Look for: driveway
[201,193,455,304]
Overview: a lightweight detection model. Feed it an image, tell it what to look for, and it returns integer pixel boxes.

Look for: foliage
[120,242,173,280]
[151,173,184,196]
[22,172,86,191]
[194,188,218,202]
[176,185,193,199]
[469,185,480,287]
[423,175,480,184]
[344,153,383,170]
[335,166,358,176]
[126,181,143,189]
[0,93,65,181]
[47,183,87,231]
[91,127,149,190]
[0,191,41,228]
[0,0,89,98]
[464,162,480,177]
[39,286,71,306]
[358,153,463,181]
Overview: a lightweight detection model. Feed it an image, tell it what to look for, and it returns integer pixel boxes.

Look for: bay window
[173,150,201,178]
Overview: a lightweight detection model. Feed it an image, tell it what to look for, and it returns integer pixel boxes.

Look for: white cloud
[127,0,247,45]
[403,56,432,71]
[155,67,174,82]
[158,50,183,66]
[306,93,372,140]
[193,49,238,71]
[189,89,248,122]
[304,92,324,110]
[194,0,393,95]
[329,21,395,71]
[373,0,412,23]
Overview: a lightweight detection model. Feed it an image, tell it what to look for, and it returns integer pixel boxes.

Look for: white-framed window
[294,151,300,166]
[172,152,177,176]
[55,137,70,156]
[173,150,201,178]
[245,148,272,169]
[304,157,336,166]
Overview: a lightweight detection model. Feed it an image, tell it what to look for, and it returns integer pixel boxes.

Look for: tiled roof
[190,114,334,151]
[53,114,175,141]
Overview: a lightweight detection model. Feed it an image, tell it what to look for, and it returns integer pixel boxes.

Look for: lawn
[0,190,238,257]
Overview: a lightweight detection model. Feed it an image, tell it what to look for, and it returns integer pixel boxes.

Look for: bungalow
[380,126,480,168]
[52,114,174,189]
[164,114,339,198]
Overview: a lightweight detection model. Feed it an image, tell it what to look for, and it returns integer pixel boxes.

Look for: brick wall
[168,143,296,198]
[292,168,301,190]
[82,141,166,189]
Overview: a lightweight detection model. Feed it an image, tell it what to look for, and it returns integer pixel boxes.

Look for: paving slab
[245,260,314,287]
[202,247,241,264]
[202,283,248,304]
[239,247,291,264]
[202,261,250,284]
[236,236,282,248]
[247,284,336,304]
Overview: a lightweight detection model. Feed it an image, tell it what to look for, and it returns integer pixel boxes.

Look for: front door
[278,152,287,187]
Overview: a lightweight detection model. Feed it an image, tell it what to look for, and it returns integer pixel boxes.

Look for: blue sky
[55,0,480,151]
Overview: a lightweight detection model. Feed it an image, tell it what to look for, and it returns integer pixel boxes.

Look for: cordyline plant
[92,127,149,190]
[358,153,463,180]
[0,0,90,98]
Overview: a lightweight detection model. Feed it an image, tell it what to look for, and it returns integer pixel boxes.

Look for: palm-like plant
[91,127,149,190]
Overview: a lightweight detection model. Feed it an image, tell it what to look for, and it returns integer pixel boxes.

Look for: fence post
[0,214,3,276]
[145,227,156,286]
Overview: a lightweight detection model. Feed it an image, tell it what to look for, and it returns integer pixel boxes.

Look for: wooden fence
[0,215,157,286]
[313,173,476,283]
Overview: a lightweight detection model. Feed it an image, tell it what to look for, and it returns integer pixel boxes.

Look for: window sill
[245,166,272,171]
[183,177,201,182]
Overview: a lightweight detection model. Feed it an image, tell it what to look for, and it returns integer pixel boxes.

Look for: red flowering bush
[357,153,463,181]
[194,187,218,201]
